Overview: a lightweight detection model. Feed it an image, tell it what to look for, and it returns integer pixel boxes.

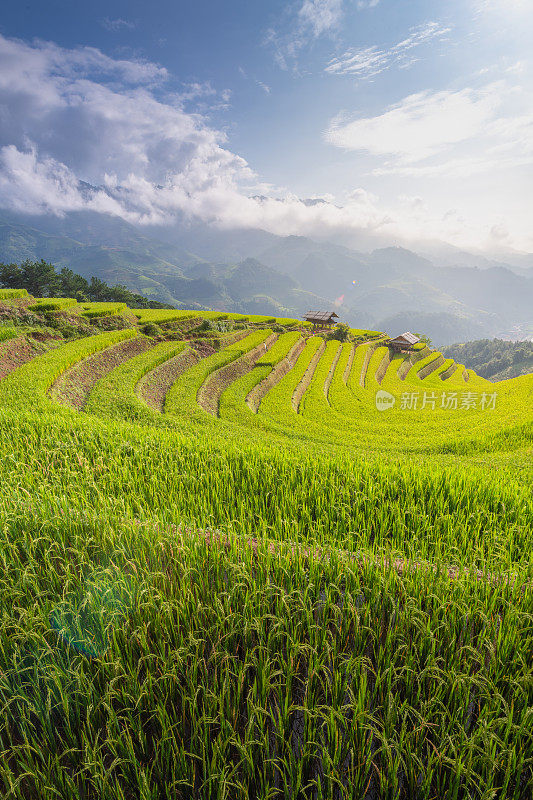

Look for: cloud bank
[326,81,533,178]
[0,33,398,244]
[0,33,531,252]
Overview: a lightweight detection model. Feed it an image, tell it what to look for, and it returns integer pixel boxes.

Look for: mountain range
[0,210,531,346]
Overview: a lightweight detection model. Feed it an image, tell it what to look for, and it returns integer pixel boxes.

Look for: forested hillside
[2,214,532,344]
[0,260,172,309]
[0,284,531,799]
[442,338,533,381]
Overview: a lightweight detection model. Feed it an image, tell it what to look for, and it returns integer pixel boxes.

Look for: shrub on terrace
[141,322,163,337]
[328,323,351,343]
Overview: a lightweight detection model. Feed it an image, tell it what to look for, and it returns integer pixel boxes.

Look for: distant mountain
[0,211,532,344]
[418,242,503,270]
[375,312,492,347]
[226,258,298,300]
[0,215,334,318]
[256,238,533,344]
[0,210,199,265]
[144,221,279,264]
[0,214,194,306]
[441,339,533,381]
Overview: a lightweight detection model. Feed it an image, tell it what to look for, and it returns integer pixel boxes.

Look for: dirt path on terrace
[323,342,342,403]
[418,353,446,380]
[0,336,48,380]
[375,350,392,385]
[440,362,459,381]
[50,337,152,410]
[342,343,355,383]
[246,336,306,413]
[359,341,384,388]
[292,339,326,412]
[198,333,278,416]
[139,348,199,412]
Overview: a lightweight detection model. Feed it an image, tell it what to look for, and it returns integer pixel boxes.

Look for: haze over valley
[0,4,532,798]
[0,0,532,345]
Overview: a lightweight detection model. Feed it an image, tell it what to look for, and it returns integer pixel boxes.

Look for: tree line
[442,338,533,380]
[0,260,172,309]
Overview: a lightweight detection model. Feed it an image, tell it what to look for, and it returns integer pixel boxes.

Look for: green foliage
[260,336,324,428]
[442,338,533,381]
[415,332,433,347]
[197,318,234,333]
[0,307,530,799]
[0,328,136,413]
[0,261,172,308]
[0,325,17,342]
[134,308,195,325]
[255,331,301,365]
[0,259,60,296]
[0,287,29,299]
[79,302,128,319]
[165,329,272,420]
[328,322,351,342]
[85,340,187,424]
[140,322,163,337]
[28,297,78,312]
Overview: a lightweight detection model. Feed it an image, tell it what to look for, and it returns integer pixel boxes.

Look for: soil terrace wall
[198,333,278,416]
[246,336,305,413]
[292,339,326,412]
[418,353,446,380]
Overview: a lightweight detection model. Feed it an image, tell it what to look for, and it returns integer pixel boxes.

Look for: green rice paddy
[0,301,531,799]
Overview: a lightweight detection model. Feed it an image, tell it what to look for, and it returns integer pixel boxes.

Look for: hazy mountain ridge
[441,339,533,381]
[0,212,531,346]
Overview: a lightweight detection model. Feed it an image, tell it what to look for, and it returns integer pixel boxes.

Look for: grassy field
[0,298,531,799]
[28,297,78,312]
[0,288,29,299]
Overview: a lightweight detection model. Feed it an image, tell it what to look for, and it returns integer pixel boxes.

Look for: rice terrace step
[0,285,530,796]
[0,14,532,790]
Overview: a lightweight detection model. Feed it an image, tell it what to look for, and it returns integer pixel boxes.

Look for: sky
[0,0,532,253]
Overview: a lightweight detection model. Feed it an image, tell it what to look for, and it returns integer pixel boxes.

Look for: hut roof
[390,331,420,345]
[304,311,339,323]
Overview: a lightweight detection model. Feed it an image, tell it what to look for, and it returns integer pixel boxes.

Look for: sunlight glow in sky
[0,0,531,253]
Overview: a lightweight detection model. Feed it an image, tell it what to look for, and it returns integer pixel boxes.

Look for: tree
[328,323,351,342]
[0,260,173,309]
[87,277,109,301]
[0,262,22,289]
[414,332,433,347]
[0,259,60,296]
[57,268,89,301]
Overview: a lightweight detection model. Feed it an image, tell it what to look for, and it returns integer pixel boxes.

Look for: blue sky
[0,0,532,252]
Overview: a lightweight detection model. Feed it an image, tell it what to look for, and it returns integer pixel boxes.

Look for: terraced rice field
[0,301,531,799]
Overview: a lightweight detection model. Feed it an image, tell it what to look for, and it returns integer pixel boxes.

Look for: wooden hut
[303,311,339,330]
[386,331,420,352]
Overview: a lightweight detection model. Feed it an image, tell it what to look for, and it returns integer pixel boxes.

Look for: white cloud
[298,0,344,38]
[0,34,167,94]
[322,78,533,249]
[0,34,252,225]
[325,21,451,79]
[326,80,533,184]
[0,34,531,253]
[101,18,136,32]
[357,1,380,9]
[265,0,345,71]
[326,85,501,160]
[0,33,396,241]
